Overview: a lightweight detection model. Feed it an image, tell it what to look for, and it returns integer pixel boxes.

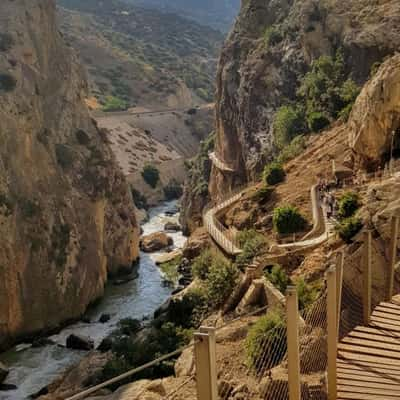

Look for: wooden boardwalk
[337,295,400,399]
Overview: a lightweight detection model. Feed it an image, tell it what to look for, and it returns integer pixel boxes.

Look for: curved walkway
[208,152,235,172]
[203,183,335,256]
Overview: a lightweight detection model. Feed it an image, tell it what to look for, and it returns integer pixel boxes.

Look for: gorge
[2,0,400,399]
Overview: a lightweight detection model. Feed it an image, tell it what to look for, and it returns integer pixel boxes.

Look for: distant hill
[123,0,240,32]
[57,0,223,109]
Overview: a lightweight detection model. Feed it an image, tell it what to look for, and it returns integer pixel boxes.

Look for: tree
[263,162,286,186]
[273,105,305,149]
[141,164,160,188]
[273,205,307,234]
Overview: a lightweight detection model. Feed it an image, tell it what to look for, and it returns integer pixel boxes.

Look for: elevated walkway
[337,295,400,399]
[209,152,235,172]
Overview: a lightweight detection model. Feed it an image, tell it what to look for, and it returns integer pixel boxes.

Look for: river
[0,201,186,400]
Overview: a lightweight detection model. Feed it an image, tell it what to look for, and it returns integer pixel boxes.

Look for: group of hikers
[317,179,338,219]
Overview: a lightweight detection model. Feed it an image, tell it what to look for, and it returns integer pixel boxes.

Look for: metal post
[286,286,301,400]
[363,230,372,324]
[336,252,344,337]
[388,216,399,300]
[199,327,218,400]
[194,332,214,400]
[327,266,337,400]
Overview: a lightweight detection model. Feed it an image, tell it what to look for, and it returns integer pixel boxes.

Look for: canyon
[2,0,400,399]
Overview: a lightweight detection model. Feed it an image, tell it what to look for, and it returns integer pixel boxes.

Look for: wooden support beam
[327,265,338,400]
[388,216,399,300]
[337,251,344,337]
[199,327,218,400]
[363,231,372,325]
[286,286,301,400]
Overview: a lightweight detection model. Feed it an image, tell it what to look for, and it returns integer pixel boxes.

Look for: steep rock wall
[349,54,400,168]
[209,0,400,200]
[0,0,139,349]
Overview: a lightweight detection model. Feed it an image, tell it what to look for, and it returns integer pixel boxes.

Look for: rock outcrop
[209,0,400,200]
[140,232,173,252]
[349,54,400,168]
[0,0,139,350]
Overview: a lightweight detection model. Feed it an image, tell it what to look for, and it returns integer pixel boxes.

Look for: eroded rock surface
[0,0,139,349]
[349,55,400,167]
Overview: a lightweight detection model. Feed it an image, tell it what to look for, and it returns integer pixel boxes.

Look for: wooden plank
[338,391,399,400]
[338,343,400,360]
[338,378,400,391]
[370,315,400,327]
[375,306,400,316]
[338,371,400,383]
[348,330,400,344]
[370,320,400,333]
[338,350,400,366]
[353,325,400,339]
[337,384,400,396]
[378,301,400,310]
[337,359,400,373]
[372,310,400,322]
[341,336,400,352]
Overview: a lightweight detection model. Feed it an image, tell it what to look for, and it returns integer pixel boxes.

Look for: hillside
[57,0,223,109]
[124,0,241,32]
[0,0,139,350]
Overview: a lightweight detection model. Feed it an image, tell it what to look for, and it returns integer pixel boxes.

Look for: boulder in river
[98,314,111,324]
[0,362,9,384]
[66,334,94,351]
[0,383,17,392]
[140,232,173,252]
[164,221,181,232]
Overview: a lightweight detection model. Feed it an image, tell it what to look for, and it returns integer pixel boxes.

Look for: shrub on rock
[263,162,286,186]
[273,205,307,234]
[142,164,160,188]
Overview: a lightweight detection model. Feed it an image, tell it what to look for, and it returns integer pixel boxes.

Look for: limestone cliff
[349,54,400,168]
[209,0,400,200]
[0,0,139,349]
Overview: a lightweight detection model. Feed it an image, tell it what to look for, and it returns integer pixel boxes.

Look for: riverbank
[0,201,186,400]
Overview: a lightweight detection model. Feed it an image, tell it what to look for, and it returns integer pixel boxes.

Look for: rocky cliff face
[349,54,400,168]
[0,0,139,349]
[209,0,400,201]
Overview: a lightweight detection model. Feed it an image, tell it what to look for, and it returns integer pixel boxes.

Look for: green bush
[236,229,267,269]
[0,73,17,92]
[296,278,321,311]
[273,105,305,149]
[264,26,283,47]
[277,135,307,164]
[159,255,181,285]
[166,289,208,328]
[298,51,360,123]
[338,192,360,220]
[192,249,213,280]
[102,95,128,112]
[251,186,273,204]
[205,259,239,308]
[163,179,183,200]
[263,162,286,186]
[141,164,160,188]
[273,205,307,235]
[118,318,142,336]
[307,111,330,132]
[245,310,286,371]
[131,188,148,210]
[336,217,363,244]
[265,264,290,293]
